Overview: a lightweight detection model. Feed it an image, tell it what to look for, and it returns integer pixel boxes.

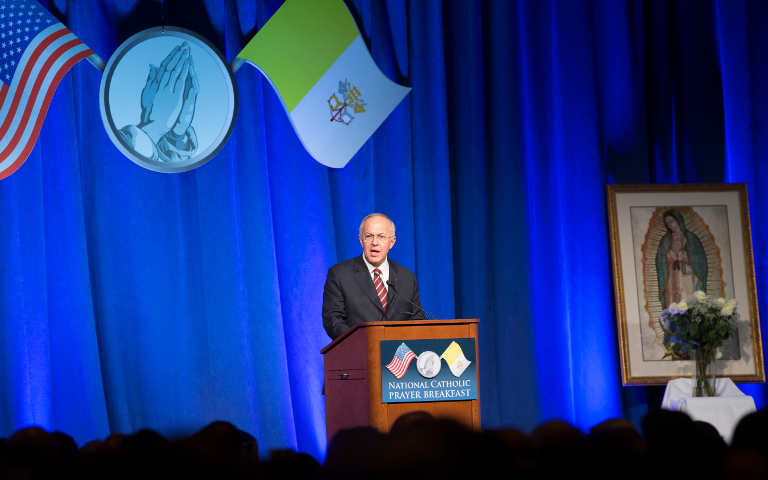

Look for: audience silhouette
[0,408,763,479]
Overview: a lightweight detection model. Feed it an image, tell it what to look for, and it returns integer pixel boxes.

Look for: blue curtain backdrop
[2,0,768,458]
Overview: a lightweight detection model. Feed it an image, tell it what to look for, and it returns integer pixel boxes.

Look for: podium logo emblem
[380,338,478,404]
[385,342,416,379]
[416,351,441,378]
[440,341,472,377]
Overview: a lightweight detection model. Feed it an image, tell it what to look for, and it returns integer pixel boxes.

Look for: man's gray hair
[358,213,396,238]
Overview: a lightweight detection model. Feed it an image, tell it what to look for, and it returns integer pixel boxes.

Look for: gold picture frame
[606,183,764,385]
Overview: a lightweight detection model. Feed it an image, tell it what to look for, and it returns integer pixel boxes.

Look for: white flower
[694,291,707,301]
[678,302,688,312]
[721,303,736,316]
[716,297,726,306]
[668,303,679,314]
[726,299,737,308]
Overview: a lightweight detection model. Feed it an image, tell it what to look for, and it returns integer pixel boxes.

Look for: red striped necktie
[373,268,387,311]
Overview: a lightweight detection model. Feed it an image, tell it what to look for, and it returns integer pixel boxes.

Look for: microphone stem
[387,281,435,320]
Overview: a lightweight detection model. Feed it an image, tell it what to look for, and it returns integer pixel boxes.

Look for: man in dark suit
[322,213,425,340]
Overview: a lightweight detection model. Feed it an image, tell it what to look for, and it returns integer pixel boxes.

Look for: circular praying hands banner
[99,27,237,173]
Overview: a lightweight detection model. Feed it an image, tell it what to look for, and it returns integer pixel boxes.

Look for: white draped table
[661,378,756,443]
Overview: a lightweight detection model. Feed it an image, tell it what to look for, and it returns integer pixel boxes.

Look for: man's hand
[139,64,158,124]
[171,58,199,136]
[139,42,191,143]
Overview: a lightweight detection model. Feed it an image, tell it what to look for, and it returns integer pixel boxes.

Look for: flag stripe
[0,2,92,180]
[0,24,68,119]
[0,38,86,154]
[395,353,415,377]
[0,47,92,179]
[0,84,9,106]
[0,25,69,135]
[0,38,88,154]
[0,35,83,147]
[386,350,416,379]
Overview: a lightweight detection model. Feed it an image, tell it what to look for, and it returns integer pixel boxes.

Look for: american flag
[0,0,93,180]
[385,342,416,379]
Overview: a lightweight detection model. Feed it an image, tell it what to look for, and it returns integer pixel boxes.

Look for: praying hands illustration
[119,42,199,164]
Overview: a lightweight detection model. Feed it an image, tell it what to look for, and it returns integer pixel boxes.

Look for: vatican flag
[440,341,472,378]
[236,0,410,168]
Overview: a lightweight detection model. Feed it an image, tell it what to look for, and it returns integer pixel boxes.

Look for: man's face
[359,216,396,267]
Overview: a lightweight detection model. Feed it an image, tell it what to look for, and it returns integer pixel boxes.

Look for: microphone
[387,280,436,320]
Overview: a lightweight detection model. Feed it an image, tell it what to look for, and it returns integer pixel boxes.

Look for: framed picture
[606,183,764,384]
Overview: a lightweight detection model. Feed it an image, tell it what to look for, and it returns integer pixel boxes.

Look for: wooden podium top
[320,318,479,354]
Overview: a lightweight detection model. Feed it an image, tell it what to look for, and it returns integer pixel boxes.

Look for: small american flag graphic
[385,342,416,379]
[0,0,93,180]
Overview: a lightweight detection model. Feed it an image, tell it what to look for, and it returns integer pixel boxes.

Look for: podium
[321,318,480,441]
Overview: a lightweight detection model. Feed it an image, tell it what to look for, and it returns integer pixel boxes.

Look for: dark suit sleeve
[409,276,426,320]
[322,267,349,339]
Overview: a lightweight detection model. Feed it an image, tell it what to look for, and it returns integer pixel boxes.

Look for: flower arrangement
[658,290,738,396]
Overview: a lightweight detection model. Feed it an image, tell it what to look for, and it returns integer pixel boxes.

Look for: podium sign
[380,338,478,403]
[322,319,481,439]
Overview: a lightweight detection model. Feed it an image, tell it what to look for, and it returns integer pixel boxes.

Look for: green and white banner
[236,0,410,168]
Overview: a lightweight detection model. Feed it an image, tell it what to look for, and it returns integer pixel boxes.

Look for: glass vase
[693,348,716,397]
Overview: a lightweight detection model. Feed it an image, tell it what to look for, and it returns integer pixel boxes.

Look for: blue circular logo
[100,27,237,173]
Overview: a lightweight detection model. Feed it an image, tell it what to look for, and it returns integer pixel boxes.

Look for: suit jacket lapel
[354,256,385,315]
